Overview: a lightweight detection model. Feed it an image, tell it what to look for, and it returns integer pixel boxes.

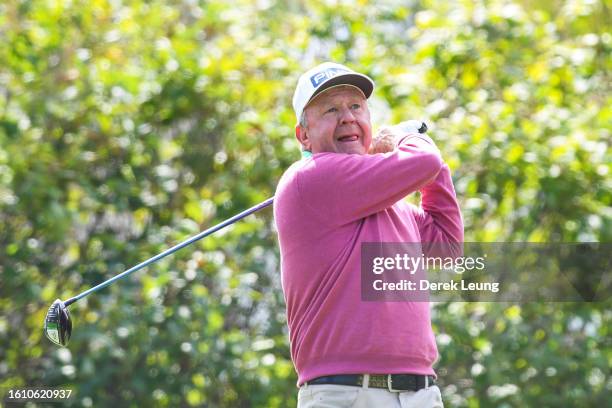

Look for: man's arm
[296,132,444,226]
[412,163,464,243]
[373,122,463,244]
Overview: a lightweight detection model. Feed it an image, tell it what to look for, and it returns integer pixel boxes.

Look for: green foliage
[0,0,609,406]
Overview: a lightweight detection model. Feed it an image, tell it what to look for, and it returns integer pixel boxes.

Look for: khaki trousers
[297,378,444,408]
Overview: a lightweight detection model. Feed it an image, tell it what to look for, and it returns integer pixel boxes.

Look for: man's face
[297,86,372,155]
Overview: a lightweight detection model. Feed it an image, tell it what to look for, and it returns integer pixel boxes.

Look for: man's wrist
[397,133,437,147]
[396,133,440,153]
[371,121,438,154]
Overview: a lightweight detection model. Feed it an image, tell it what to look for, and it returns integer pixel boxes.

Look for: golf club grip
[64,196,275,306]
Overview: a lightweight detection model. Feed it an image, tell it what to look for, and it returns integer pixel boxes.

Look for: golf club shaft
[64,197,274,307]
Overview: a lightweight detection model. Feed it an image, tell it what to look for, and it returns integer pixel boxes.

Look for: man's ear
[295,124,311,151]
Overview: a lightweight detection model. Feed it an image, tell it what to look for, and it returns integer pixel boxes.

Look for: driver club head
[44,299,72,346]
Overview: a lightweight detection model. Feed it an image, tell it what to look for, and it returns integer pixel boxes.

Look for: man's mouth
[337,135,359,142]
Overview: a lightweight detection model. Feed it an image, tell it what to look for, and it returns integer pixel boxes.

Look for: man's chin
[337,143,367,155]
[342,148,367,155]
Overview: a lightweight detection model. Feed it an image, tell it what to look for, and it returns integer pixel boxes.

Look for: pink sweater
[273,133,463,386]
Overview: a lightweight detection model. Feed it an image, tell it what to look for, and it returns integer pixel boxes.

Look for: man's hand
[369,121,427,154]
[369,126,398,154]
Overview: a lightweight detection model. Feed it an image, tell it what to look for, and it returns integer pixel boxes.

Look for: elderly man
[274,62,463,408]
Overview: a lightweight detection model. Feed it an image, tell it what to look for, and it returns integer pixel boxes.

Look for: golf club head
[418,122,428,134]
[44,299,72,346]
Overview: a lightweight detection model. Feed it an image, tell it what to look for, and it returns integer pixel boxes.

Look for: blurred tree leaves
[0,0,610,406]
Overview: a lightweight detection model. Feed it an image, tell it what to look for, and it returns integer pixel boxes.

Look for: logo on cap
[310,67,349,88]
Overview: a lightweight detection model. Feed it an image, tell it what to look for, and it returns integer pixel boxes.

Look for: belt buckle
[387,375,401,392]
[387,375,430,392]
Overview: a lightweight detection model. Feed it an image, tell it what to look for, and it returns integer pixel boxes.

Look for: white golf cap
[292,62,375,123]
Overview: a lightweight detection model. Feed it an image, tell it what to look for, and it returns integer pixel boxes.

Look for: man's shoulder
[277,160,304,188]
[279,153,362,182]
[275,160,307,205]
[275,155,337,212]
[276,155,332,190]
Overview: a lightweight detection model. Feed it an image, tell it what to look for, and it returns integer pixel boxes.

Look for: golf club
[44,197,274,346]
[43,121,428,347]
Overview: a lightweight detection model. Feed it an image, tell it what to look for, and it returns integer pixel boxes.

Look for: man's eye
[351,103,361,110]
[326,107,337,113]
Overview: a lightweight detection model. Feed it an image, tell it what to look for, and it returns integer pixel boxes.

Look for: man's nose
[339,106,356,123]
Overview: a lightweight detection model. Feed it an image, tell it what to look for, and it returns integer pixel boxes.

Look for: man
[274,62,463,408]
